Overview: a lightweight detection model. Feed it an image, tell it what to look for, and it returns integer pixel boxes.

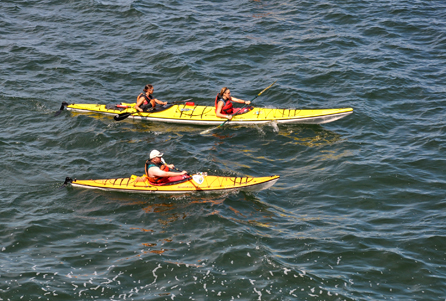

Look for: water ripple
[1,0,446,299]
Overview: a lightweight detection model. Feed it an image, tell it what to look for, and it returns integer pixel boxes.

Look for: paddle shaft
[161,158,185,173]
[160,158,193,181]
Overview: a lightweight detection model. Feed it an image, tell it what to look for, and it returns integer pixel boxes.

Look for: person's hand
[181,170,188,175]
[167,164,175,169]
[227,114,233,120]
[245,100,251,105]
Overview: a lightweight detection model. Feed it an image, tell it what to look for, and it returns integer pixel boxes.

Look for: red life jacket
[215,94,233,115]
[145,161,170,184]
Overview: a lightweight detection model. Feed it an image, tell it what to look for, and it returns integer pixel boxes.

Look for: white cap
[149,150,164,159]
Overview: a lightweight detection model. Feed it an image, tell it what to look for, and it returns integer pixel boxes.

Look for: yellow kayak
[63,174,279,194]
[58,101,353,125]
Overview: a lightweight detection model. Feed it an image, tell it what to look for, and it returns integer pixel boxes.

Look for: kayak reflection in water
[135,84,167,112]
[134,150,188,185]
[215,87,251,120]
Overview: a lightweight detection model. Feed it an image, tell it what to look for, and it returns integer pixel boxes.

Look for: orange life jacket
[145,161,170,184]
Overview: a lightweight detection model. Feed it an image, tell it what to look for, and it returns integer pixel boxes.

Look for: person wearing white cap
[142,150,188,185]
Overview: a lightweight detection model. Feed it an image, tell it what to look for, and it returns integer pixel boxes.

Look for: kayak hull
[69,174,279,194]
[65,103,353,125]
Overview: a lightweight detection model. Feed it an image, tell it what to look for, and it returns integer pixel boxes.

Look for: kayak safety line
[201,106,209,119]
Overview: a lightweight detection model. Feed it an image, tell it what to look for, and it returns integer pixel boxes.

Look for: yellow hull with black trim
[67,174,279,194]
[65,102,353,125]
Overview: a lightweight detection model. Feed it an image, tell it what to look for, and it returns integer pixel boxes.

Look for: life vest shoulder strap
[139,93,153,105]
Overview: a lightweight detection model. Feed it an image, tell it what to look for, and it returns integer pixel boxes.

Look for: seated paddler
[215,87,251,120]
[135,84,167,112]
[134,150,188,185]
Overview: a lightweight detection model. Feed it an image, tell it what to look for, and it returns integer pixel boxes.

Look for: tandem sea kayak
[63,173,279,194]
[57,101,353,125]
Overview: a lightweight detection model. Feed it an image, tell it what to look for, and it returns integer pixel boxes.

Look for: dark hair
[143,84,153,92]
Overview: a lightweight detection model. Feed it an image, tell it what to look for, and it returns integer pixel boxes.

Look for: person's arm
[135,95,145,112]
[150,167,187,178]
[231,97,250,105]
[165,164,175,170]
[215,100,232,120]
[153,98,167,106]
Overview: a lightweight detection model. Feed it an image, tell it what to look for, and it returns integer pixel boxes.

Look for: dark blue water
[1,0,445,300]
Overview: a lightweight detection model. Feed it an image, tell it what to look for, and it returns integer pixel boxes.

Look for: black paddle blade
[114,112,133,121]
[59,177,73,189]
[54,102,68,117]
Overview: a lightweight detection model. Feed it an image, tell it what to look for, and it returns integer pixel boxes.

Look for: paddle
[114,98,193,121]
[200,81,277,135]
[54,102,68,117]
[59,177,73,188]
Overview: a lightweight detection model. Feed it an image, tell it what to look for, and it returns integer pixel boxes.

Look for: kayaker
[142,150,188,184]
[215,87,251,120]
[135,84,167,112]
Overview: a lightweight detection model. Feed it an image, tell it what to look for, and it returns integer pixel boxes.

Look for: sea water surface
[1,0,445,300]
